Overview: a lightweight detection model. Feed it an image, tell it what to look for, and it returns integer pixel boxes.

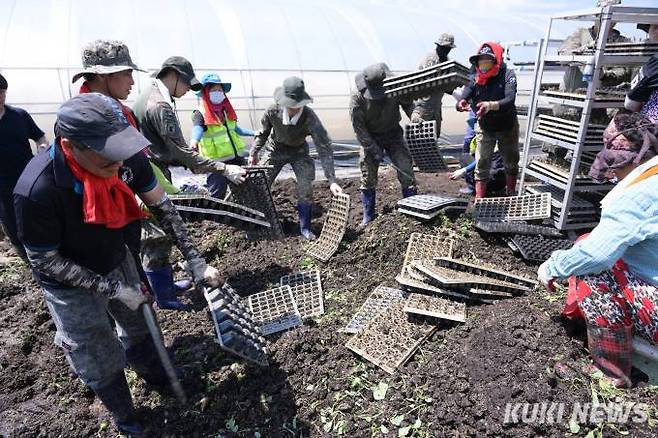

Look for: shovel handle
[141,304,187,404]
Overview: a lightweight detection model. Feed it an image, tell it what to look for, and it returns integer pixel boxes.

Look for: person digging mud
[14,93,225,436]
[538,111,658,388]
[350,62,417,226]
[248,76,343,240]
[70,39,192,311]
[133,56,246,309]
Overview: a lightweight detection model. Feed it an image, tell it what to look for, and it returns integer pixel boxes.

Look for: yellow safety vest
[197,108,245,160]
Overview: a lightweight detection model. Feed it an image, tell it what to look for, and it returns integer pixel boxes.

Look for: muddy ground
[0,168,656,437]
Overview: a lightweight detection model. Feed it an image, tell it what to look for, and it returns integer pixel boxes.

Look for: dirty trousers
[474,121,520,182]
[564,259,658,344]
[41,252,150,391]
[261,144,315,204]
[359,128,417,191]
[140,219,173,271]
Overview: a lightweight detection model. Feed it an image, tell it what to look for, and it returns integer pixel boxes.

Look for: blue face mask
[209,90,225,104]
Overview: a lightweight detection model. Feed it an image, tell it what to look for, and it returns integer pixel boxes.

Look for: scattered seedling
[372,381,389,401]
[543,283,567,303]
[0,258,25,284]
[319,393,349,435]
[225,417,239,433]
[299,256,316,270]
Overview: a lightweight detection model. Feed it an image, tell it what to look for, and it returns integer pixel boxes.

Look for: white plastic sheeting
[0,0,654,140]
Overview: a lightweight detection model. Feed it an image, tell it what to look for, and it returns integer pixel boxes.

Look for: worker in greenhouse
[625,54,658,123]
[133,56,246,309]
[450,136,506,196]
[456,42,519,198]
[410,33,456,134]
[557,0,631,96]
[0,72,48,258]
[248,76,343,240]
[538,111,658,388]
[350,62,417,226]
[14,93,224,435]
[190,73,254,198]
[73,41,195,310]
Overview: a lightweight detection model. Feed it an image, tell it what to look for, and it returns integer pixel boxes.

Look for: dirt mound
[0,169,655,437]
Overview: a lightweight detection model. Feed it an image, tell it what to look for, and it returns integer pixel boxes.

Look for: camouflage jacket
[252,104,336,183]
[411,52,446,121]
[349,90,413,152]
[133,80,225,175]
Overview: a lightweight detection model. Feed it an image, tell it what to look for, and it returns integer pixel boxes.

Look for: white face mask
[209,90,225,104]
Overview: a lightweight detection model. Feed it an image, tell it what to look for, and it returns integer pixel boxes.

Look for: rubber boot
[459,186,475,195]
[93,372,144,436]
[401,187,417,198]
[174,279,192,294]
[475,181,488,199]
[297,203,316,240]
[361,189,377,227]
[145,266,187,311]
[586,324,633,388]
[505,174,518,196]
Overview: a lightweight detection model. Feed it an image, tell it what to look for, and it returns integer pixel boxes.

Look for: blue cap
[55,93,149,161]
[198,73,232,94]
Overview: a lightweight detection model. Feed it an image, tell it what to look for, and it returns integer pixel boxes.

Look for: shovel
[141,304,187,404]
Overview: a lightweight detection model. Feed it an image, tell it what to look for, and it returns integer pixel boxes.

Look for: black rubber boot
[93,372,143,436]
[145,265,187,311]
[401,187,417,198]
[360,189,377,227]
[297,203,317,240]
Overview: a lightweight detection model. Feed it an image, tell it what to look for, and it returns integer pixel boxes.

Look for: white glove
[476,101,499,118]
[224,164,246,185]
[111,283,148,311]
[329,182,343,196]
[450,168,467,180]
[188,258,223,288]
[537,261,555,292]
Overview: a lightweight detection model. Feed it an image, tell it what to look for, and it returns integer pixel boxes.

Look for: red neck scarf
[200,87,237,126]
[474,42,504,86]
[79,82,138,128]
[60,142,146,229]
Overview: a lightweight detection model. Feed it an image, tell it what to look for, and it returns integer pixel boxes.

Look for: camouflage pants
[261,144,315,204]
[140,219,173,271]
[359,129,417,191]
[41,253,150,391]
[474,121,520,182]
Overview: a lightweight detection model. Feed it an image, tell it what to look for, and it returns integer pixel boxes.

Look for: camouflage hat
[435,33,456,48]
[597,0,620,7]
[72,40,143,83]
